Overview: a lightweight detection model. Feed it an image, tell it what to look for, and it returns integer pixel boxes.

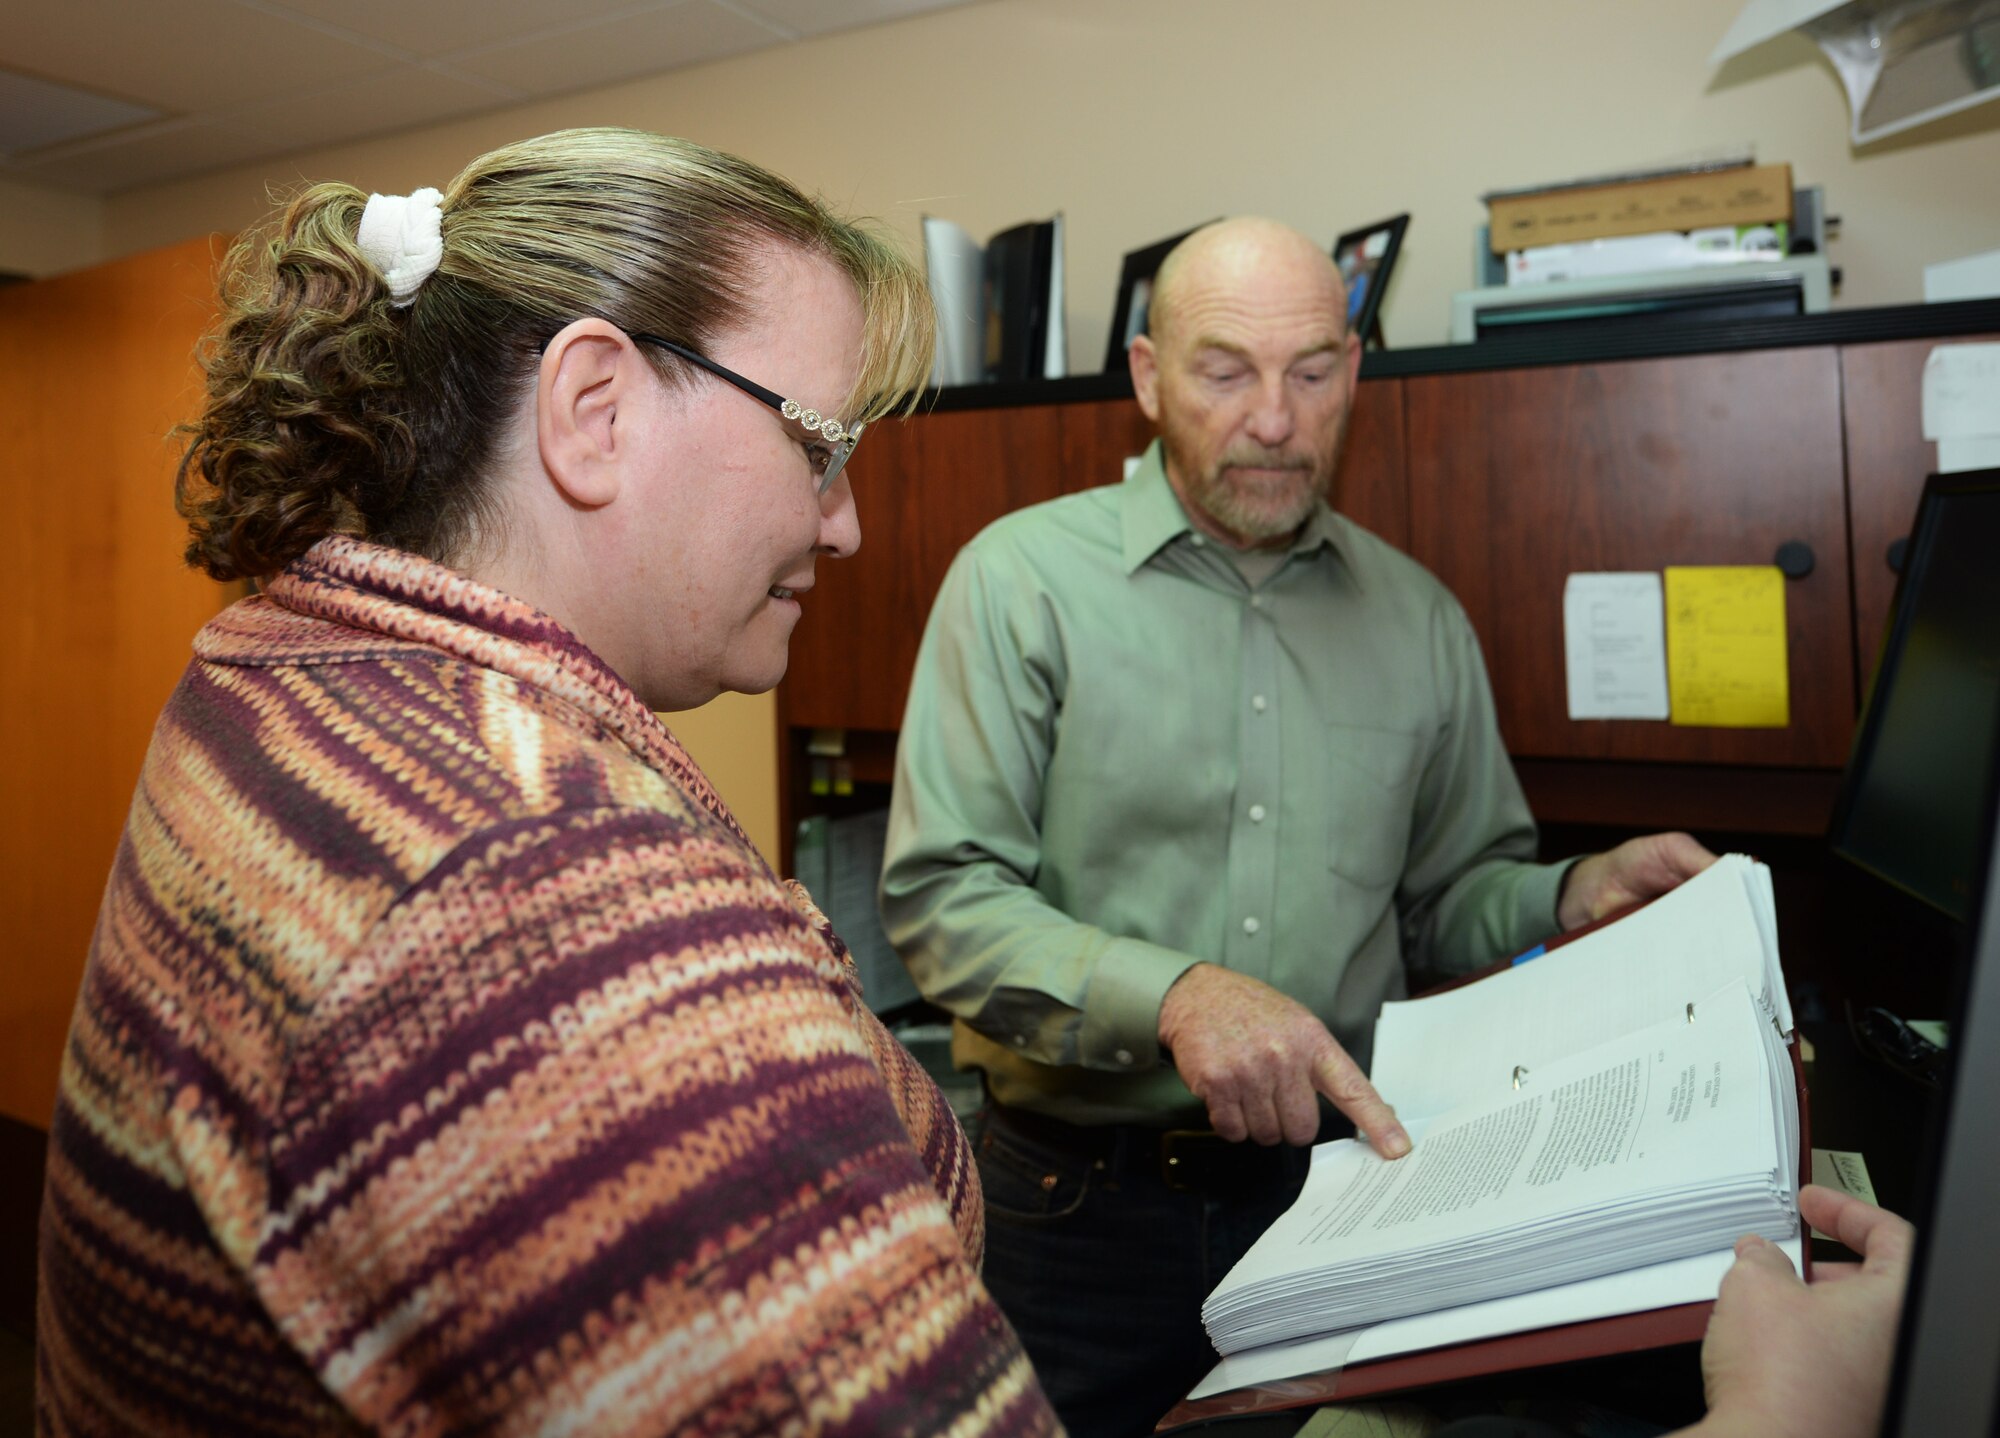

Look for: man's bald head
[1127,217,1362,550]
[1147,218,1349,351]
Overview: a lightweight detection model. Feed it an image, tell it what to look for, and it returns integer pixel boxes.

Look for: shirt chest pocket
[1325,723,1426,887]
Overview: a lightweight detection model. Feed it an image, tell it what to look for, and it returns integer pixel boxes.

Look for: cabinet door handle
[1773,540,1815,579]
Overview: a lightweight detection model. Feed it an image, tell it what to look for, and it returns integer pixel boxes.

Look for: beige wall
[96,0,2000,350]
[658,692,781,868]
[36,0,2000,857]
[0,178,104,277]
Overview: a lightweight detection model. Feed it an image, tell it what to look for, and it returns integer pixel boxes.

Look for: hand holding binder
[1699,1185,1913,1438]
[1555,828,1718,929]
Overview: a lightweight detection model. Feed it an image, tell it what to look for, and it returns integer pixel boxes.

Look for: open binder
[1159,857,1810,1431]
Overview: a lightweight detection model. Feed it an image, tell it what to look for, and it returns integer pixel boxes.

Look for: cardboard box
[1488,164,1793,254]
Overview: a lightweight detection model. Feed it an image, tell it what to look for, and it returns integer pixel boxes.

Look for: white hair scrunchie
[356,187,444,307]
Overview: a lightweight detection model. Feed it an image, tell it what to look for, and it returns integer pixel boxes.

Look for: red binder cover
[1156,900,1811,1433]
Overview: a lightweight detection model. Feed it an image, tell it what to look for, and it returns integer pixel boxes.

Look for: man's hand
[1688,1185,1914,1438]
[1157,964,1411,1158]
[1557,831,1716,931]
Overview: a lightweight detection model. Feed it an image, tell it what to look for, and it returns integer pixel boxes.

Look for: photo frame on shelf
[1102,220,1220,373]
[1331,213,1409,350]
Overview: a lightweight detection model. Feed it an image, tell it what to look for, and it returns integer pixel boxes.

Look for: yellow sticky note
[1664,566,1789,728]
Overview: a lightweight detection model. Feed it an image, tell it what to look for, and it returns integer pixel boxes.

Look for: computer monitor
[1828,470,2000,922]
[1877,706,2000,1436]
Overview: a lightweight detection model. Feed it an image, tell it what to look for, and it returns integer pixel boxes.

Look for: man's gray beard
[1163,417,1350,544]
[1171,446,1340,542]
[1193,467,1327,541]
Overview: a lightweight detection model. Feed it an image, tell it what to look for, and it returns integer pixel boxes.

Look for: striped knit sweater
[37,536,1059,1438]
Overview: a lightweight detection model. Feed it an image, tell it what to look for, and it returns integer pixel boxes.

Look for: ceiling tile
[0,68,161,157]
[0,0,398,114]
[728,0,983,39]
[265,0,655,61]
[225,64,521,155]
[0,0,992,202]
[4,118,285,195]
[447,0,783,96]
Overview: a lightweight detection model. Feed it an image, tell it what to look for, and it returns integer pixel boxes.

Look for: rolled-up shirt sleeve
[881,546,1199,1072]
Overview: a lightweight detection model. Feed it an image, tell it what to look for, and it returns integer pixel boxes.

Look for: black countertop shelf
[918,297,2000,413]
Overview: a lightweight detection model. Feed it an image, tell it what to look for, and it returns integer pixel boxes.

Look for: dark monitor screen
[1879,703,2000,1436]
[1828,470,2000,921]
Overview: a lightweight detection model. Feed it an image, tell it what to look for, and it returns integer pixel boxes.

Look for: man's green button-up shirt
[880,441,1567,1126]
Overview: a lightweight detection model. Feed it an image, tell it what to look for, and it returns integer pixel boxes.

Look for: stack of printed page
[1196,855,1800,1394]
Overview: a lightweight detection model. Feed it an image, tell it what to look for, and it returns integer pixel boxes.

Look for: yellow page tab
[1665,566,1789,728]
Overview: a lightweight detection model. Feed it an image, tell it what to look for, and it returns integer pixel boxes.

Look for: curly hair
[176,128,935,582]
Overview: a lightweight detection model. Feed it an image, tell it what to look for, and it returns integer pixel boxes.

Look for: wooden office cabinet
[1330,375,1409,549]
[1838,334,2000,691]
[1405,349,1853,767]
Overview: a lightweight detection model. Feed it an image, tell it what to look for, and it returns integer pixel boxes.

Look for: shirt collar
[1118,437,1354,577]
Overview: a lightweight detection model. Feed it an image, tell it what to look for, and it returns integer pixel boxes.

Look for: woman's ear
[537,319,643,507]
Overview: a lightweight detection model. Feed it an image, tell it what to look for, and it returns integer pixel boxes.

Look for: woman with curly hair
[36,128,1059,1438]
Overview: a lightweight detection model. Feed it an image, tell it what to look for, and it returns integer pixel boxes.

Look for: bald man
[880,219,1711,1437]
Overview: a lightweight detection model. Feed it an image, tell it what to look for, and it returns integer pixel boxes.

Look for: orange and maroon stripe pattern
[37,537,1056,1438]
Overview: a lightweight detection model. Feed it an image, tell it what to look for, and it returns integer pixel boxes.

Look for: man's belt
[982,1100,1307,1197]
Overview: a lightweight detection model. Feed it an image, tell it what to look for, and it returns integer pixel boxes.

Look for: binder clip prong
[1512,1065,1529,1090]
[1687,1002,1696,1024]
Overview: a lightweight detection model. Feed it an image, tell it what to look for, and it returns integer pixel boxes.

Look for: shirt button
[1191,534,1206,547]
[1013,1033,1028,1047]
[1249,594,1265,610]
[1248,803,1267,823]
[1242,916,1261,936]
[1115,1048,1134,1066]
[1251,694,1268,713]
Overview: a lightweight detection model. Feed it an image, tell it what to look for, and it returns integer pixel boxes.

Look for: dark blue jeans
[971,1107,1316,1438]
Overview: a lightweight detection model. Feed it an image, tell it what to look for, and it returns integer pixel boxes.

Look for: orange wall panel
[0,236,236,1125]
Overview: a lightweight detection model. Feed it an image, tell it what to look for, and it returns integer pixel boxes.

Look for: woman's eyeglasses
[539,327,863,495]
[629,332,863,495]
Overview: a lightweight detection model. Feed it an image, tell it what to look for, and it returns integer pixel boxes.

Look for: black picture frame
[1331,213,1409,350]
[1102,221,1220,374]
